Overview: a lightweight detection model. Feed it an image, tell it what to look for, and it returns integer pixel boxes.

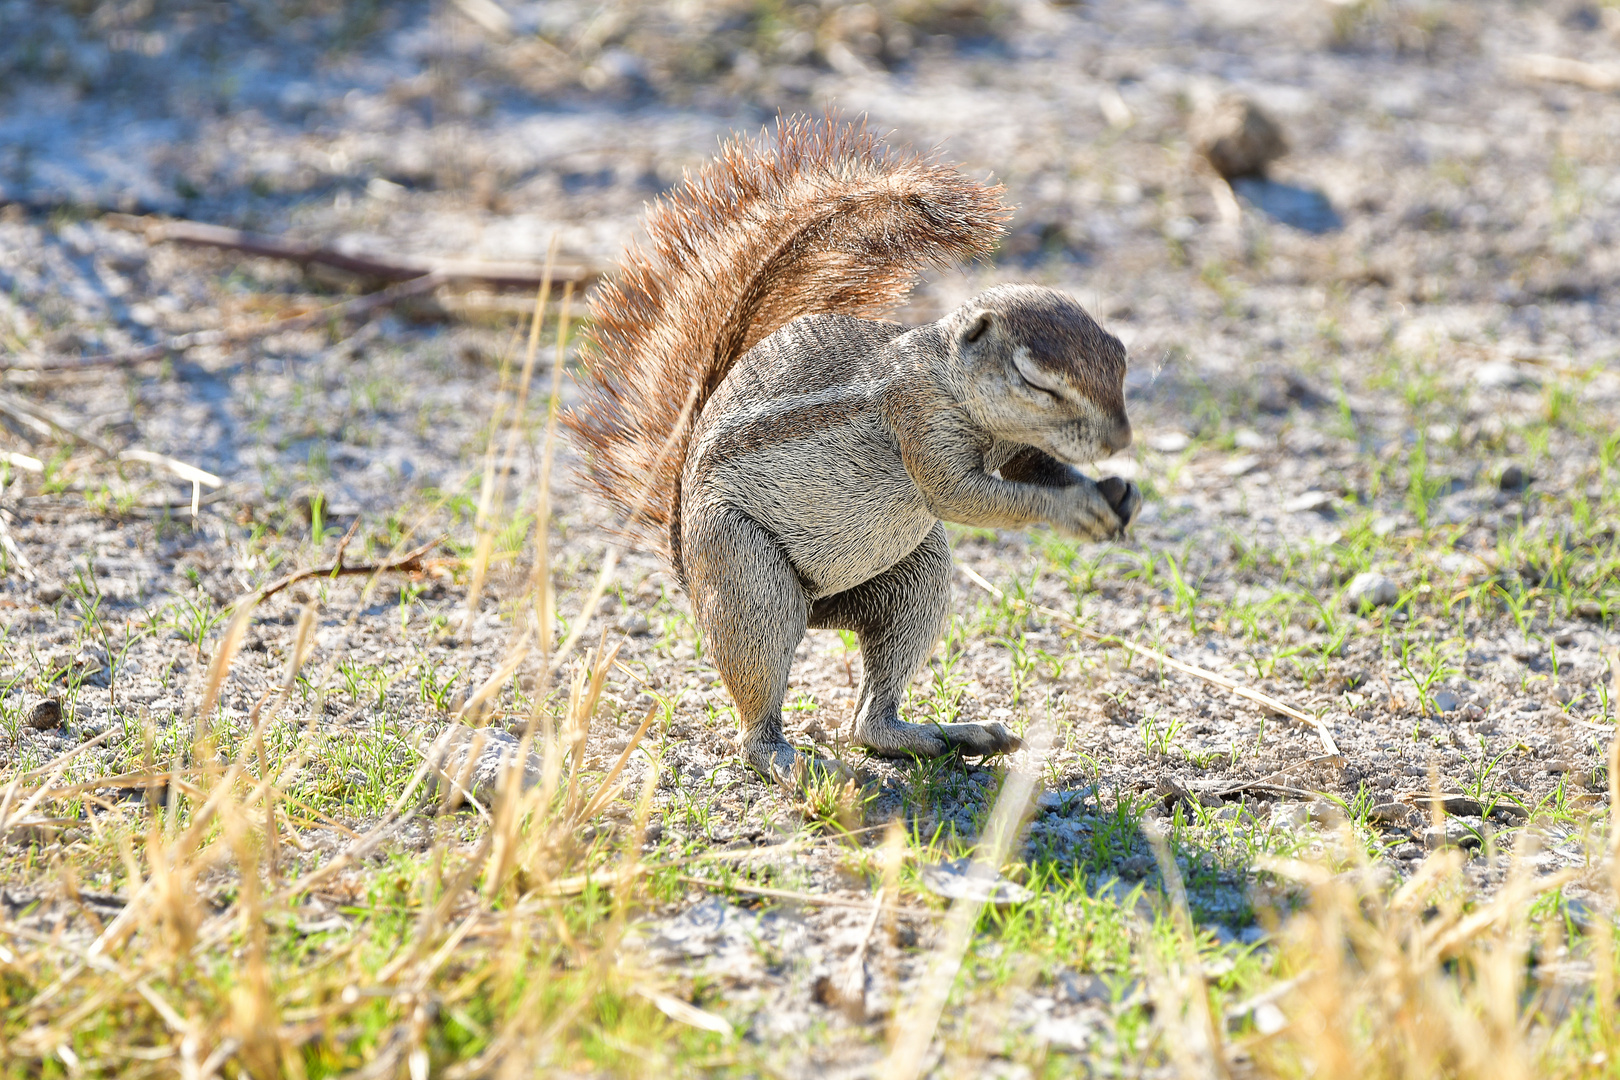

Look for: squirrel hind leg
[808,525,1018,761]
[683,508,820,784]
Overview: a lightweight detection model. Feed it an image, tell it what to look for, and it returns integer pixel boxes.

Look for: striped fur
[563,115,1010,554]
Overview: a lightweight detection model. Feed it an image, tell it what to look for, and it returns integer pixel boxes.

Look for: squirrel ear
[964,311,993,343]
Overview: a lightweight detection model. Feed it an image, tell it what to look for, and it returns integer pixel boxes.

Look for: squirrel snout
[1102,418,1133,455]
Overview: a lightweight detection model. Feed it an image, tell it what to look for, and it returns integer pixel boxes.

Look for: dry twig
[959,563,1343,760]
[137,218,593,290]
[8,271,448,372]
[254,530,444,602]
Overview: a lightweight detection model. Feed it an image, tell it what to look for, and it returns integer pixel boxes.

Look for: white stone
[1283,490,1333,514]
[1345,571,1399,608]
[1147,431,1190,453]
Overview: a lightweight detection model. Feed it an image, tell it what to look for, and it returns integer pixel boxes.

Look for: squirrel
[565,117,1140,784]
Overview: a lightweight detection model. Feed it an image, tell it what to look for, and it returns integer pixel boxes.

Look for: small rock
[1118,854,1153,879]
[1283,490,1334,514]
[1147,431,1190,453]
[24,696,63,730]
[919,858,1032,904]
[1252,1001,1288,1036]
[1423,823,1482,851]
[1367,802,1410,826]
[1432,690,1461,713]
[1233,428,1270,450]
[1432,795,1482,817]
[425,726,541,804]
[1476,361,1535,390]
[1055,971,1112,1005]
[1345,571,1399,609]
[1308,800,1346,826]
[35,581,65,603]
[1194,96,1288,179]
[1271,803,1310,830]
[616,611,652,636]
[1221,454,1262,477]
[1497,463,1530,492]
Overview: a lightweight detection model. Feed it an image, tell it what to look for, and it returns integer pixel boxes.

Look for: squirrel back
[563,115,1010,557]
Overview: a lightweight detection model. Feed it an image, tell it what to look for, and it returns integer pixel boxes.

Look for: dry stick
[530,271,572,667]
[1144,820,1230,1079]
[1,390,222,516]
[881,722,1052,1080]
[958,563,1343,760]
[1513,53,1620,91]
[828,887,885,1018]
[0,389,115,454]
[575,703,659,823]
[253,533,442,603]
[8,270,448,372]
[0,502,35,581]
[139,218,594,290]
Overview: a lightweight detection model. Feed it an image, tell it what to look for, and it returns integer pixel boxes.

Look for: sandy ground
[3,0,1620,1068]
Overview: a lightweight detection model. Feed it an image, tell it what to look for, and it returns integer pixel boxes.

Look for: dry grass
[2,280,1618,1079]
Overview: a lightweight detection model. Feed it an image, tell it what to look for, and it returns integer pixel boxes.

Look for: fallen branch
[6,271,448,372]
[0,390,114,454]
[0,506,34,581]
[1,451,43,472]
[1512,53,1620,92]
[959,563,1343,761]
[255,531,445,602]
[139,218,595,291]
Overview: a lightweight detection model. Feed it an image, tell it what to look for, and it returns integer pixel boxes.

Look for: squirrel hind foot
[856,718,1023,761]
[743,737,859,790]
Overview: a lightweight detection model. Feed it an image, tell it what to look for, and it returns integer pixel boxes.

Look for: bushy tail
[562,114,1010,556]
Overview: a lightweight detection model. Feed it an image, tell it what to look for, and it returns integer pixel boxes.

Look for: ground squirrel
[566,117,1139,783]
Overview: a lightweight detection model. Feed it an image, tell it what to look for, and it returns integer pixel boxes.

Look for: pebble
[1431,689,1461,713]
[24,696,63,729]
[1118,854,1153,879]
[1367,802,1410,825]
[1423,823,1482,851]
[425,726,541,803]
[1283,490,1333,514]
[1498,463,1529,492]
[1146,431,1190,453]
[1194,96,1288,179]
[1345,571,1399,608]
[616,611,652,636]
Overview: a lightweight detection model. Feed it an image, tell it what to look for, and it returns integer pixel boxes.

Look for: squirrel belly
[679,313,937,599]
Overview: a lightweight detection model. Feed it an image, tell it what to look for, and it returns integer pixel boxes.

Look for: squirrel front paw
[1051,479,1133,541]
[1097,476,1141,532]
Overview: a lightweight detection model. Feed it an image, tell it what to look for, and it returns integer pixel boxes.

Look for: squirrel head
[940,284,1132,464]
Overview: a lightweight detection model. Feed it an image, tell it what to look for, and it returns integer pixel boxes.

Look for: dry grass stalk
[960,562,1343,758]
[1144,820,1230,1080]
[882,722,1052,1079]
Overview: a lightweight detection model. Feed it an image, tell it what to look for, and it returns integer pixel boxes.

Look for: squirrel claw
[1097,476,1141,533]
[935,720,1023,759]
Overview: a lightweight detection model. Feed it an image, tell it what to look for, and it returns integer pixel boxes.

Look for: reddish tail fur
[563,115,1010,556]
